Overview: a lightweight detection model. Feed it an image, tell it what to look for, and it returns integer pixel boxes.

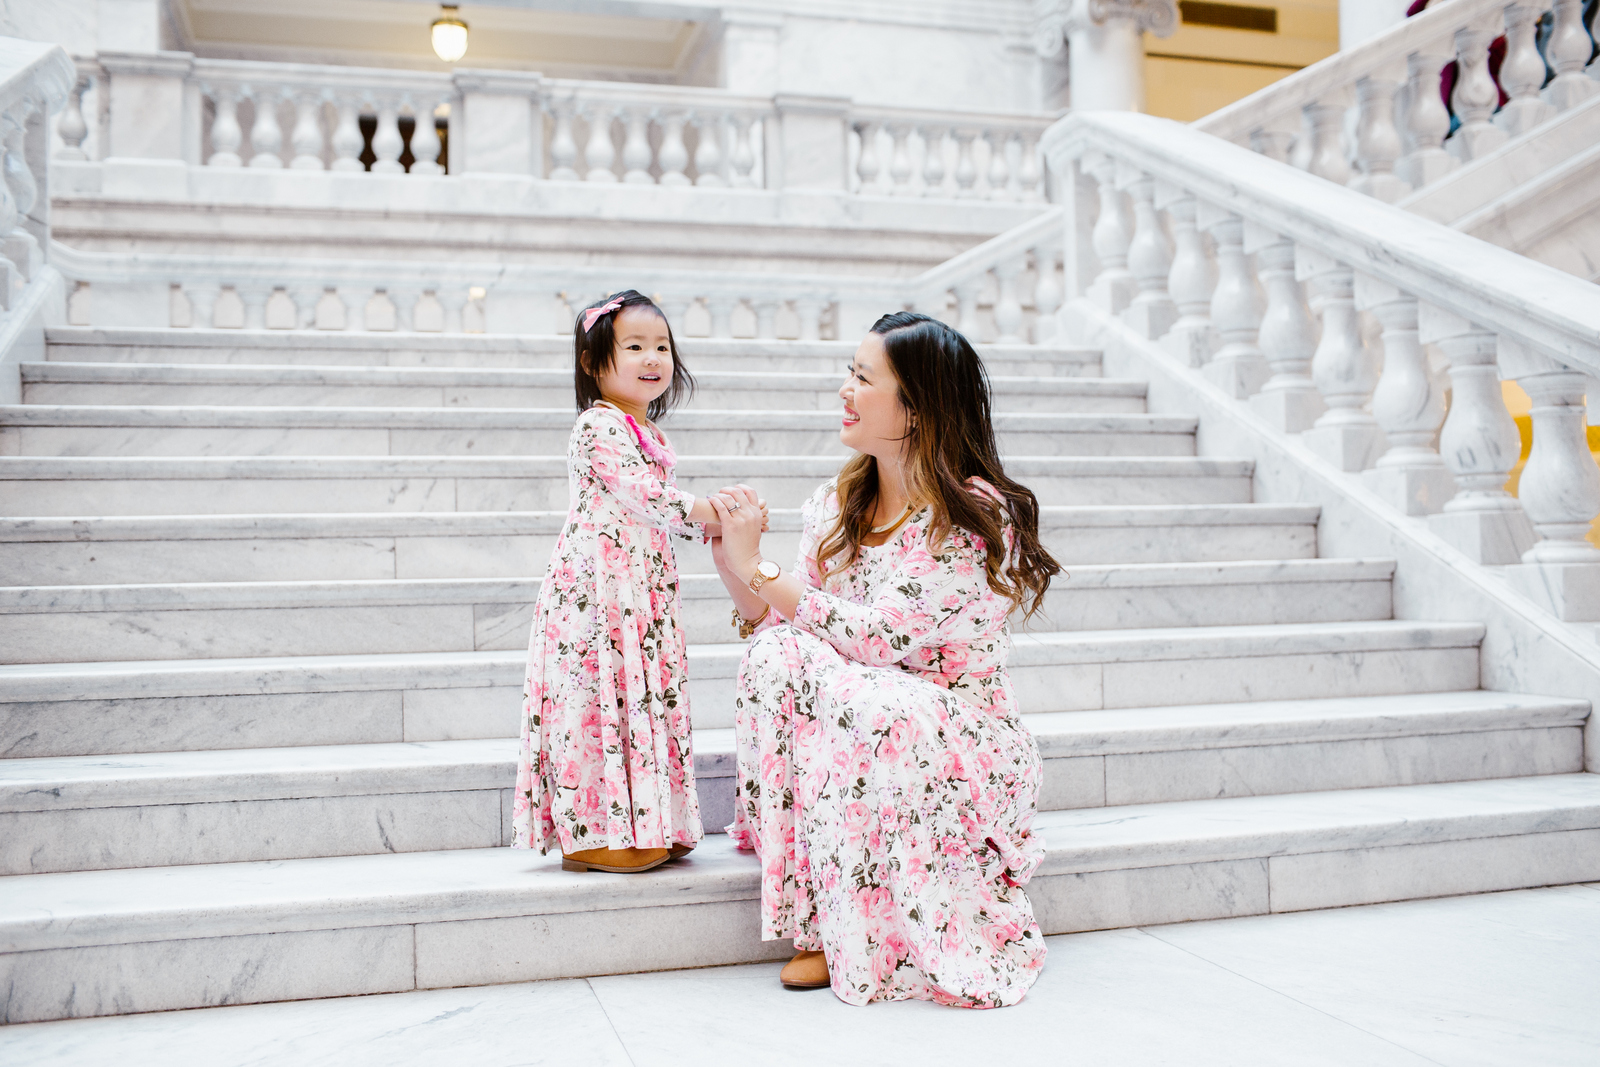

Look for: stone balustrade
[1044,109,1600,624]
[1197,0,1600,203]
[849,105,1053,201]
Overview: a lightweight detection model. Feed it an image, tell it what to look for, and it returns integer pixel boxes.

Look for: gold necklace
[869,503,913,534]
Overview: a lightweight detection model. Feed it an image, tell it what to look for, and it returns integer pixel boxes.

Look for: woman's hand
[709,484,766,584]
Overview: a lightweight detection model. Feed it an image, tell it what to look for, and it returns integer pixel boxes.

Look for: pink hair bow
[582,298,625,333]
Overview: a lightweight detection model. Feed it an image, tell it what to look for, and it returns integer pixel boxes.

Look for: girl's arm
[712,484,821,631]
[578,411,702,529]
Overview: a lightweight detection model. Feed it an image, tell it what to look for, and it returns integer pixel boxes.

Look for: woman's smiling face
[594,304,674,410]
[839,332,910,459]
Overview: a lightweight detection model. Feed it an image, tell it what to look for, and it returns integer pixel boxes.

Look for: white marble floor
[6,884,1599,1067]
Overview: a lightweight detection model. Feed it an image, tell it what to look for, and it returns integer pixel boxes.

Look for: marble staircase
[1,326,1596,1024]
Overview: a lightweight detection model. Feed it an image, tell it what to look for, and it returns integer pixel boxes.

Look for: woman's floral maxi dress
[512,402,703,855]
[728,478,1046,1008]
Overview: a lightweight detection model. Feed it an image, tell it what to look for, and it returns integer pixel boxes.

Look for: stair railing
[848,104,1054,202]
[1044,109,1600,622]
[1198,0,1600,203]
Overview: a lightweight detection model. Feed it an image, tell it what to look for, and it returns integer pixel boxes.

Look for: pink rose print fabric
[512,402,704,855]
[727,478,1046,1008]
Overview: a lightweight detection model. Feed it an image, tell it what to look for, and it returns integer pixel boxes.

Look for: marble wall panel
[0,604,478,664]
[0,690,405,758]
[3,537,400,585]
[13,427,392,458]
[1102,648,1482,708]
[403,685,520,741]
[1030,858,1271,934]
[414,900,789,988]
[0,925,414,1023]
[1038,755,1107,811]
[1103,727,1586,806]
[1270,828,1600,913]
[2,789,503,874]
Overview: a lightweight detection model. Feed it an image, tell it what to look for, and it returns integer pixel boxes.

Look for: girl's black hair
[573,289,694,421]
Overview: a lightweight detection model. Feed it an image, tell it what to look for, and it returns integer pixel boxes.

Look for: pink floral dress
[728,478,1046,1008]
[512,402,703,855]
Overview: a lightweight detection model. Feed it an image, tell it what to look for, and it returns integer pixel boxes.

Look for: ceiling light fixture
[431,5,469,63]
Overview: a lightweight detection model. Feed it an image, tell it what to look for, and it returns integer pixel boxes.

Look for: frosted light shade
[431,16,469,62]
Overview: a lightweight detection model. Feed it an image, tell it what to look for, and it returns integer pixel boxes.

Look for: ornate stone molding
[1032,0,1179,57]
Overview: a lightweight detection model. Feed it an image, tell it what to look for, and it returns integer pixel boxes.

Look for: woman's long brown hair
[815,311,1061,619]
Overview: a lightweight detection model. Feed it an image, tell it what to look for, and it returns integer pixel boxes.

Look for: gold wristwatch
[748,559,782,594]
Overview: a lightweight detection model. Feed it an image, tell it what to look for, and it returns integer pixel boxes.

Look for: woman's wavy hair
[815,311,1061,619]
[573,289,694,421]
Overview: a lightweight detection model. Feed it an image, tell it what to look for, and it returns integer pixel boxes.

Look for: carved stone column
[1032,0,1178,113]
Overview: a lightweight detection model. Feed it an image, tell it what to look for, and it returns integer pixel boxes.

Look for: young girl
[511,289,763,874]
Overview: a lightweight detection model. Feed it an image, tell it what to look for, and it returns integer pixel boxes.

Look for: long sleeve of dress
[784,485,994,668]
[575,409,697,531]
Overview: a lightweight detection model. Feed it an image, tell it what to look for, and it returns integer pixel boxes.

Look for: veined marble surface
[4,884,1596,1067]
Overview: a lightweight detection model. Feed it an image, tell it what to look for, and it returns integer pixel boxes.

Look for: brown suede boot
[779,950,830,989]
[668,843,695,859]
[560,846,669,873]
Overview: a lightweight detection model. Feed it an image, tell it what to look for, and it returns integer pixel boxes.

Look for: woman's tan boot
[560,846,670,873]
[779,950,830,989]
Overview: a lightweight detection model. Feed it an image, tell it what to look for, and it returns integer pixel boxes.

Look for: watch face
[758,560,782,580]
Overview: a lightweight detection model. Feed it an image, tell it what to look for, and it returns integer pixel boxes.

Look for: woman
[706,312,1061,1008]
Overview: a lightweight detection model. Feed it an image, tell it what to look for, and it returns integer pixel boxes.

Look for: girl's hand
[718,485,770,531]
[708,485,765,582]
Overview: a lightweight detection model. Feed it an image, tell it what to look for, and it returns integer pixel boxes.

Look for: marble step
[1,691,1584,875]
[0,559,1396,665]
[44,328,1105,378]
[0,406,1196,459]
[0,621,1486,756]
[0,454,1255,516]
[0,504,1322,585]
[4,772,1596,1022]
[21,363,1149,414]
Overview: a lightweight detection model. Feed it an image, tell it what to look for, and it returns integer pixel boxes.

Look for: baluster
[239,286,270,330]
[985,129,1013,200]
[57,72,91,161]
[693,112,725,187]
[752,300,780,340]
[1449,25,1509,160]
[335,287,363,331]
[794,297,823,342]
[1356,281,1454,514]
[247,88,284,168]
[855,121,882,192]
[1590,0,1600,80]
[584,106,617,182]
[1086,155,1135,314]
[436,288,466,334]
[1544,0,1599,108]
[1160,192,1216,366]
[1501,359,1600,620]
[329,95,363,171]
[390,286,421,331]
[1396,45,1459,188]
[954,280,983,339]
[993,256,1026,344]
[622,107,653,183]
[186,283,221,329]
[0,116,37,281]
[1351,66,1410,202]
[658,111,690,186]
[1422,308,1537,562]
[1298,252,1383,470]
[1496,2,1558,135]
[1017,134,1043,203]
[887,124,913,194]
[706,295,736,338]
[548,100,579,180]
[207,87,244,167]
[288,92,324,169]
[1201,213,1268,397]
[920,125,946,196]
[729,115,756,188]
[952,130,979,197]
[1248,125,1295,162]
[1032,241,1063,343]
[1302,99,1351,184]
[1248,231,1323,431]
[1122,172,1177,339]
[409,101,443,175]
[370,101,405,173]
[288,286,322,329]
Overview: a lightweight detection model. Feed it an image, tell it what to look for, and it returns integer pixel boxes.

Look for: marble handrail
[1043,108,1600,618]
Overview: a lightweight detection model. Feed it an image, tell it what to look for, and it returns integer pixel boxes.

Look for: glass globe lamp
[431,6,469,63]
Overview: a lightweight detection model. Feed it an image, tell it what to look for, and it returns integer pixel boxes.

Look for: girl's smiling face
[839,332,910,459]
[593,305,674,413]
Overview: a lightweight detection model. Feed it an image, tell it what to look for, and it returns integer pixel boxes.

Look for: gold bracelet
[732,604,770,640]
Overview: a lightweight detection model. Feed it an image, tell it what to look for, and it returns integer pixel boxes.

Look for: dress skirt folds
[512,403,703,855]
[727,479,1046,1007]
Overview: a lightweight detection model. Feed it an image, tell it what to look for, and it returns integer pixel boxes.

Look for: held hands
[707,484,767,584]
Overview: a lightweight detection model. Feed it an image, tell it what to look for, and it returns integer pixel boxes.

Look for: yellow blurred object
[1500,380,1600,548]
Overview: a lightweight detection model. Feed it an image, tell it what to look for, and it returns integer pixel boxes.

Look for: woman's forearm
[717,563,770,621]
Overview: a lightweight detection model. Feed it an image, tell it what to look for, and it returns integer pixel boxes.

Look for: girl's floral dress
[728,477,1046,1008]
[512,402,703,855]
